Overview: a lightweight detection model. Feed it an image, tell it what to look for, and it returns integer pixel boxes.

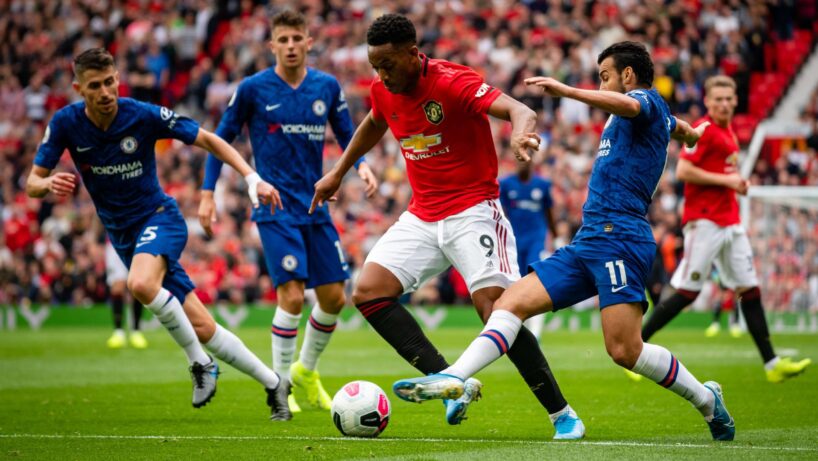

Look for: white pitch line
[0,433,816,452]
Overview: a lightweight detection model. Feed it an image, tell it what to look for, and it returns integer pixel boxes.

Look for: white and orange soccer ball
[331,380,391,437]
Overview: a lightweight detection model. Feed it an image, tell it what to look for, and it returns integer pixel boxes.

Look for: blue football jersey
[499,174,552,244]
[34,98,200,232]
[576,88,676,243]
[202,67,358,225]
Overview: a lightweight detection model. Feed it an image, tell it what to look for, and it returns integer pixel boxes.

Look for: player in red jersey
[640,75,811,382]
[310,14,584,438]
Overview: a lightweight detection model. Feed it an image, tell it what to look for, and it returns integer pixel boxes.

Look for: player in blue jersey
[393,42,736,441]
[26,48,291,419]
[199,10,377,419]
[499,162,556,340]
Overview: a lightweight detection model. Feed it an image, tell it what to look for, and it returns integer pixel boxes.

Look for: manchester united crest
[423,100,444,125]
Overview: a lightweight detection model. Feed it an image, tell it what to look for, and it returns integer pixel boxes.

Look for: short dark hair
[597,41,654,86]
[272,9,306,30]
[366,14,416,47]
[73,48,115,78]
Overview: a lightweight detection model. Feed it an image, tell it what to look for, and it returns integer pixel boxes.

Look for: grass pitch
[1,322,817,460]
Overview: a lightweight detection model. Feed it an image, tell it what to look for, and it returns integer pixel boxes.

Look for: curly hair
[73,48,115,78]
[597,41,654,86]
[366,14,416,47]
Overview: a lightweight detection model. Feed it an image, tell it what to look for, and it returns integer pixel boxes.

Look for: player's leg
[353,212,451,375]
[128,253,209,365]
[438,201,582,434]
[291,281,344,410]
[257,221,310,413]
[179,290,289,419]
[601,302,733,440]
[471,285,583,438]
[127,251,218,407]
[520,241,545,340]
[642,221,723,341]
[706,297,723,338]
[107,279,127,349]
[591,238,733,441]
[395,273,553,399]
[725,290,743,337]
[105,243,128,348]
[129,294,147,349]
[291,223,349,409]
[722,230,811,382]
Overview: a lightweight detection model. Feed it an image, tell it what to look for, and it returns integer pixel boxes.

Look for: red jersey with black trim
[679,115,741,226]
[370,55,502,221]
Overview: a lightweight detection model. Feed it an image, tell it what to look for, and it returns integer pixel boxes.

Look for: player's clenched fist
[309,172,342,214]
[510,132,541,163]
[48,172,76,197]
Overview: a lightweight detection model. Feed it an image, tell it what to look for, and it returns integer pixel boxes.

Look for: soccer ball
[331,380,391,437]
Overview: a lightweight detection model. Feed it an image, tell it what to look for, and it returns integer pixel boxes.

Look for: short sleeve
[34,114,67,169]
[145,102,200,145]
[626,89,654,125]
[449,69,502,115]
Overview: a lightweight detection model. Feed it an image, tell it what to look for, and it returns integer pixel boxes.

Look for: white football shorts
[670,219,759,291]
[365,199,520,294]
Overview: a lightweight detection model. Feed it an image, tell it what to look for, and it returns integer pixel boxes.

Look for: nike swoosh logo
[611,285,628,293]
[135,241,150,248]
[266,104,281,111]
[77,146,93,152]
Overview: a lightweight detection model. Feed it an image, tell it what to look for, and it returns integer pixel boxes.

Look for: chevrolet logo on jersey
[400,133,442,153]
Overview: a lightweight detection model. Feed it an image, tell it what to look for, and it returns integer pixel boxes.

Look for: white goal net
[741,186,818,332]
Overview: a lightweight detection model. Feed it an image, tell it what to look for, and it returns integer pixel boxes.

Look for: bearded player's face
[368,43,420,94]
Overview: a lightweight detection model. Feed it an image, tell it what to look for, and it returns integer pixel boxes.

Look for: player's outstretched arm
[525,77,641,118]
[26,166,76,198]
[193,128,283,212]
[677,158,749,195]
[309,110,387,213]
[487,94,540,162]
[671,117,710,148]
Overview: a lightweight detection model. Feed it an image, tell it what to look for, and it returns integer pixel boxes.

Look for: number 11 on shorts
[605,260,627,289]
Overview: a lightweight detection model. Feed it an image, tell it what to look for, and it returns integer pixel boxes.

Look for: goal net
[740,186,818,333]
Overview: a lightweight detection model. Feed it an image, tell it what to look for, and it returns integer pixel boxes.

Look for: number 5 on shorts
[136,226,158,248]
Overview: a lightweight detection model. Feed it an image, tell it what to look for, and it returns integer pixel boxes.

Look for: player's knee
[126,275,160,304]
[277,284,305,311]
[606,341,640,369]
[352,283,380,306]
[322,292,346,314]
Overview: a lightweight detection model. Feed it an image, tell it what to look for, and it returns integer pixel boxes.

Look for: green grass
[1,326,817,460]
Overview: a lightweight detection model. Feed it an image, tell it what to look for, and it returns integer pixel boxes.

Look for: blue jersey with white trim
[34,98,199,233]
[202,67,356,225]
[576,88,676,243]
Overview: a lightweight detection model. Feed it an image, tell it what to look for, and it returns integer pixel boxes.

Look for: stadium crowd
[0,0,816,313]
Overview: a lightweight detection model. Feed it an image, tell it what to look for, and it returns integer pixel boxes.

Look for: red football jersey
[679,115,741,226]
[370,55,502,221]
